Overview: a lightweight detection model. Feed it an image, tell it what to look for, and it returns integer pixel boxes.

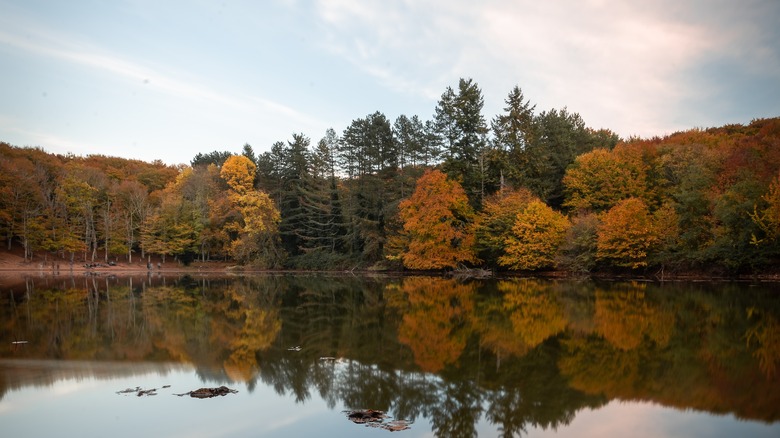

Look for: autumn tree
[499,200,570,270]
[1,154,47,260]
[398,169,478,270]
[220,155,281,266]
[473,188,537,267]
[113,180,149,263]
[596,198,658,269]
[563,148,647,212]
[140,193,202,263]
[752,173,780,245]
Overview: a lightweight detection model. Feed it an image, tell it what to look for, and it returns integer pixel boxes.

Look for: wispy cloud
[0,17,323,130]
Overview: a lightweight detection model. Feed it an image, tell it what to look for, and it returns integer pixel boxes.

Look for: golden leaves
[498,200,570,270]
[220,155,256,194]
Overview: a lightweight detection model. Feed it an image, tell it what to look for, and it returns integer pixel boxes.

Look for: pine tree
[434,78,489,205]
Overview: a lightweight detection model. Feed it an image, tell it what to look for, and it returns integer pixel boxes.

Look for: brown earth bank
[0,246,238,289]
[1,246,780,284]
[0,246,232,274]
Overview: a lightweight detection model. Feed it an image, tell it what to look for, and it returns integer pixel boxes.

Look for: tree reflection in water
[1,274,779,436]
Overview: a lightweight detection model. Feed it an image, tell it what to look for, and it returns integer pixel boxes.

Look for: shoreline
[1,251,780,283]
[1,265,780,284]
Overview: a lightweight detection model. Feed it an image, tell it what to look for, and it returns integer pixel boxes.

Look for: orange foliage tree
[398,169,478,269]
[596,198,658,268]
[498,200,570,270]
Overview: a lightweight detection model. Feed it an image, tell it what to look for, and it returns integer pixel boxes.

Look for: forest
[2,78,780,275]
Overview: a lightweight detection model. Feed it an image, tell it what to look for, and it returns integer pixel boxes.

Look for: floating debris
[287,346,302,352]
[116,386,158,396]
[372,420,412,432]
[319,356,336,361]
[344,410,412,432]
[174,386,238,398]
[11,341,28,344]
[116,387,141,395]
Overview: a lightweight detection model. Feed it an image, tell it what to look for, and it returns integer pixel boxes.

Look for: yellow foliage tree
[220,155,256,194]
[751,173,780,244]
[596,197,658,268]
[498,200,570,270]
[219,155,281,265]
[398,169,478,269]
[563,148,647,212]
[474,188,537,265]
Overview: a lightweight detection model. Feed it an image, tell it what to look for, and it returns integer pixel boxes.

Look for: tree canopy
[2,83,779,275]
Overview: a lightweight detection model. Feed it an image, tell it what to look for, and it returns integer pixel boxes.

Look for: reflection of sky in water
[1,360,779,438]
[0,362,351,438]
[520,401,780,438]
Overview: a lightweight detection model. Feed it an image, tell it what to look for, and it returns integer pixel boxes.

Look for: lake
[0,274,778,437]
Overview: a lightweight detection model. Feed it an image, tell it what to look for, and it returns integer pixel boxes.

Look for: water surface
[1,274,778,437]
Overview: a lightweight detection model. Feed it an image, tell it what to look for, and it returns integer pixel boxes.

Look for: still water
[0,274,778,437]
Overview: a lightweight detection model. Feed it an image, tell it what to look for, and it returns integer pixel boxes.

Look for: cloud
[0,14,325,133]
[308,0,778,137]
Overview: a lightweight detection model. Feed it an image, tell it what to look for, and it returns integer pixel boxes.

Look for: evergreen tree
[256,141,286,207]
[520,108,594,207]
[491,86,537,190]
[394,115,431,198]
[312,129,348,254]
[434,78,489,205]
[278,133,314,257]
[339,112,398,263]
[191,150,233,167]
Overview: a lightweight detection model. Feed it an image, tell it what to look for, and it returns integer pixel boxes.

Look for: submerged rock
[344,409,412,432]
[346,409,386,423]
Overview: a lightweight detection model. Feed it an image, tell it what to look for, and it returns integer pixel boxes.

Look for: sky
[1,0,779,165]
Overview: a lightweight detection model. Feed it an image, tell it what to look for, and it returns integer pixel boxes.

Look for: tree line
[2,78,779,274]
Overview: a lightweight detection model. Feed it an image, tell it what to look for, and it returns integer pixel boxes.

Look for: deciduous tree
[398,169,478,270]
[499,200,570,270]
[596,198,658,269]
[563,148,647,212]
[474,188,537,267]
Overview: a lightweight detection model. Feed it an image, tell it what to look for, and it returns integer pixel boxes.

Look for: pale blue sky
[1,0,778,165]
